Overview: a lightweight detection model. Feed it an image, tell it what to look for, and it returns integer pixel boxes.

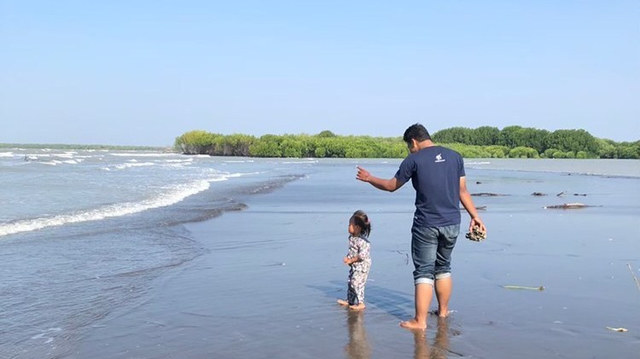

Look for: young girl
[338,210,372,310]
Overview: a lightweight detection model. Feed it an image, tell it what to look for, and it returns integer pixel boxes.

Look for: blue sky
[1,0,638,146]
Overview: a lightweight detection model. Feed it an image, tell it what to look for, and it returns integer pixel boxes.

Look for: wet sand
[73,170,640,358]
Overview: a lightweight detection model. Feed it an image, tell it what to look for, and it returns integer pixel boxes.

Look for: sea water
[0,149,316,358]
[0,150,639,358]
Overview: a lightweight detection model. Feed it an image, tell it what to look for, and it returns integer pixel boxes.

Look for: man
[356,123,486,331]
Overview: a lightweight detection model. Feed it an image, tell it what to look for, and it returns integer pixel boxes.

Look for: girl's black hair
[351,210,371,238]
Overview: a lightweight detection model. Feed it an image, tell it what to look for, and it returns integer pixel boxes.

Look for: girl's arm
[344,256,362,265]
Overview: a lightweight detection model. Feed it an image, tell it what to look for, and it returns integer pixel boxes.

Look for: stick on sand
[628,263,640,293]
[502,285,545,291]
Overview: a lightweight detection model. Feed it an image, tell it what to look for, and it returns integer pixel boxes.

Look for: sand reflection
[413,317,451,359]
[345,311,371,359]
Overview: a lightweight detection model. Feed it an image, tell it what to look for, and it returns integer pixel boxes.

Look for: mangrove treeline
[174,126,640,159]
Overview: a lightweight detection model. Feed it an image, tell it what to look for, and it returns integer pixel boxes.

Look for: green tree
[485,145,509,158]
[518,128,549,153]
[543,148,558,158]
[314,146,327,157]
[498,126,524,148]
[508,146,539,158]
[316,130,337,138]
[174,130,217,154]
[616,142,640,159]
[471,126,501,146]
[250,135,282,157]
[545,129,598,155]
[432,127,474,144]
[596,139,616,159]
[280,138,303,157]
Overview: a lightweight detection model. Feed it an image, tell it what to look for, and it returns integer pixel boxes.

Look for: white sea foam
[0,152,13,158]
[40,160,63,166]
[163,163,193,168]
[26,153,50,158]
[164,158,194,163]
[160,159,194,168]
[111,162,156,170]
[0,178,220,237]
[281,160,319,164]
[229,171,260,177]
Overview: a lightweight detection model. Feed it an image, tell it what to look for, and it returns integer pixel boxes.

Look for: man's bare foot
[349,303,366,311]
[337,299,349,306]
[399,319,426,331]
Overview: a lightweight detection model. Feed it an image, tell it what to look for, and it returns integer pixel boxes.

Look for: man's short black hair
[403,123,431,144]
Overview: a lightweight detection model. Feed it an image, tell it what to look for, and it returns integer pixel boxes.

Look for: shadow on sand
[308,280,413,320]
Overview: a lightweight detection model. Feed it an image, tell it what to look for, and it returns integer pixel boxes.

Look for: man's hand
[356,166,370,182]
[343,256,352,265]
[469,217,486,234]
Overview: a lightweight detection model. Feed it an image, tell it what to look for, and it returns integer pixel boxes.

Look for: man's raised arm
[356,166,403,192]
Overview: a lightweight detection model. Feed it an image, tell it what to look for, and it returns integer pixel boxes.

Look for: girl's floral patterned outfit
[346,235,371,305]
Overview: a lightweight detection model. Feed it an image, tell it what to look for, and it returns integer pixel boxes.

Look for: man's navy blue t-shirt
[394,146,465,227]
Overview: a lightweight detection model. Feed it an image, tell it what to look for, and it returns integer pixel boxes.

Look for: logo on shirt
[435,153,446,163]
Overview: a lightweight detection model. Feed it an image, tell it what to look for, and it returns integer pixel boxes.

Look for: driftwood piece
[471,193,508,197]
[628,263,640,294]
[460,206,487,211]
[532,192,547,196]
[552,192,587,197]
[503,285,545,291]
[544,202,591,209]
[606,327,628,333]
